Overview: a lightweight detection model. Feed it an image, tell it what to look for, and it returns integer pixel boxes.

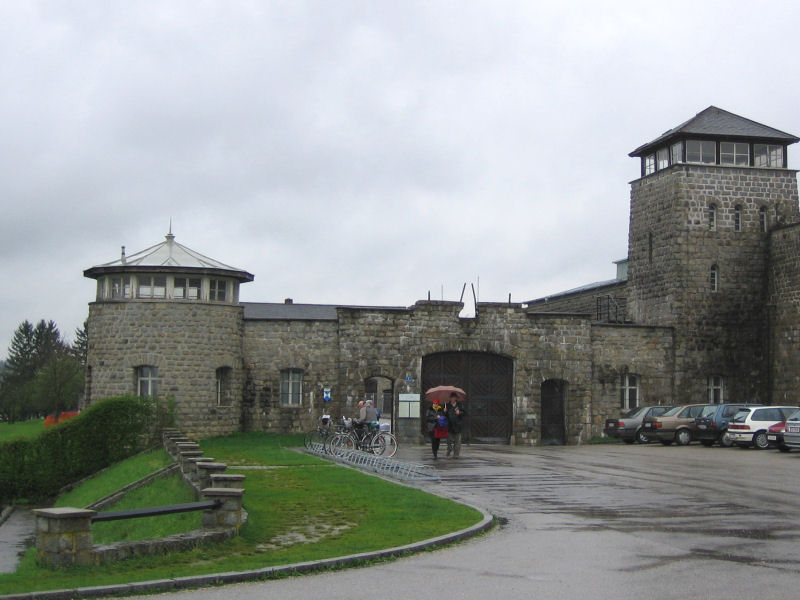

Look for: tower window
[759,206,768,232]
[210,279,227,302]
[721,142,750,166]
[708,204,717,231]
[656,148,669,170]
[644,154,656,176]
[734,205,742,232]
[686,140,716,164]
[174,277,201,300]
[111,276,131,299]
[670,141,683,165]
[710,264,719,291]
[216,367,232,406]
[754,144,784,168]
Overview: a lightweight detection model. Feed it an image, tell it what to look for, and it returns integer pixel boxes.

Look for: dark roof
[630,106,800,157]
[241,302,407,321]
[525,278,626,306]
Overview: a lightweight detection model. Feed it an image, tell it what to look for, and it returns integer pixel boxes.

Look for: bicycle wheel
[329,432,356,456]
[377,432,398,457]
[309,429,326,452]
[303,429,314,449]
[367,432,386,455]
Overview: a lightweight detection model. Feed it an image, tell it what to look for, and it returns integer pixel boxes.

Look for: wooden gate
[541,379,567,445]
[421,352,513,443]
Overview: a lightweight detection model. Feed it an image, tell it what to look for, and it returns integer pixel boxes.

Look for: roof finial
[166,219,175,242]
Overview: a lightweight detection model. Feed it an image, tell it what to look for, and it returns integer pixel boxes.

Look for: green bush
[0,395,161,503]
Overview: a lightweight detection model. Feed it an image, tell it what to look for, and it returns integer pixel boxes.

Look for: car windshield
[699,405,718,418]
[622,406,647,419]
[661,406,682,417]
[732,409,751,423]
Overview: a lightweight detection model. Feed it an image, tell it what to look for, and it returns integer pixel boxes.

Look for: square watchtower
[627,106,799,404]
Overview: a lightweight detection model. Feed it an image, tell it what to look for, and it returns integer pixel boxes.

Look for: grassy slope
[0,419,45,442]
[0,432,483,595]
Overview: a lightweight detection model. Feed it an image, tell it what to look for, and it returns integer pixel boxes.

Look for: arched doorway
[541,379,567,445]
[421,351,513,443]
[364,376,393,419]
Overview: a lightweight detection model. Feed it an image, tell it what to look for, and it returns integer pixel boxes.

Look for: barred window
[280,369,303,406]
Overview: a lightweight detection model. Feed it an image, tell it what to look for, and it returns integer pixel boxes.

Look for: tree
[32,349,84,417]
[71,320,88,366]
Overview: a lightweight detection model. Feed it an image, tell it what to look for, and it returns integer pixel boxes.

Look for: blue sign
[405,376,413,382]
[323,388,331,402]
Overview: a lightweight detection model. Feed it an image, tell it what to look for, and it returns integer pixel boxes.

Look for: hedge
[0,396,163,503]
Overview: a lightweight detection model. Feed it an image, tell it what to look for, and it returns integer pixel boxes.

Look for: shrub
[0,395,161,503]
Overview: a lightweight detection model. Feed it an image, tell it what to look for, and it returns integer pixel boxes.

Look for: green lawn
[0,432,484,596]
[0,419,45,442]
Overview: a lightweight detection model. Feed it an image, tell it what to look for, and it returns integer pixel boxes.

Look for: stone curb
[0,507,14,528]
[0,508,494,600]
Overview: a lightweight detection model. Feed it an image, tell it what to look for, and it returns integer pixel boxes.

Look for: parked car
[727,406,800,449]
[604,405,671,443]
[780,409,800,451]
[766,419,792,452]
[641,404,711,446]
[693,403,762,447]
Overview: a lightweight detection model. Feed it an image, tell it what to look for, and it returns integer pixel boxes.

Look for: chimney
[284,298,293,304]
[121,246,126,264]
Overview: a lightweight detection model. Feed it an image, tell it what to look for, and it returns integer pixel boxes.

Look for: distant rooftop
[242,301,407,321]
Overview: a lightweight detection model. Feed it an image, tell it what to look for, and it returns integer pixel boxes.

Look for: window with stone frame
[734,205,742,232]
[707,375,724,404]
[210,279,227,302]
[754,144,784,168]
[708,203,717,231]
[136,365,159,397]
[710,264,719,291]
[686,140,716,164]
[620,373,640,410]
[216,367,233,406]
[280,368,303,406]
[720,142,750,166]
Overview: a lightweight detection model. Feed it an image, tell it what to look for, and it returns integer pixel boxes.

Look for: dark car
[693,403,762,447]
[604,405,671,443]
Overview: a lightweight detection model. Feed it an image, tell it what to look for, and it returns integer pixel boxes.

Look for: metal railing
[91,500,220,522]
[306,445,440,482]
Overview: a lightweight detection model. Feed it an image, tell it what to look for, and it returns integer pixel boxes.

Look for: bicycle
[303,414,332,452]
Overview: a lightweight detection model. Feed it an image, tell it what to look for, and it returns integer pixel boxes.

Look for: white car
[727,406,799,449]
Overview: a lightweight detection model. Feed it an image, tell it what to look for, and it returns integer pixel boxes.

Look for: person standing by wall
[426,398,446,459]
[444,392,466,458]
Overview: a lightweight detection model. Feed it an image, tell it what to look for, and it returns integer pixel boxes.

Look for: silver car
[604,405,671,444]
[782,409,800,449]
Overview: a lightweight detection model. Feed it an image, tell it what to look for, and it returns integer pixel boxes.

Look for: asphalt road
[135,442,800,599]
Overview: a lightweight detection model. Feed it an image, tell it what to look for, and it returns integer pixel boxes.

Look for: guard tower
[627,106,799,404]
[83,230,254,438]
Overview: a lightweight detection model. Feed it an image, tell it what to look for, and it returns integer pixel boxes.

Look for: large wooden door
[421,352,513,443]
[541,379,566,445]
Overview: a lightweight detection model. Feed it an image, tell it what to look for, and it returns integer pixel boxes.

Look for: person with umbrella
[425,398,447,459]
[444,391,467,458]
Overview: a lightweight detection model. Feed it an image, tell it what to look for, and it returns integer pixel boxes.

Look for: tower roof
[630,106,799,157]
[84,230,254,282]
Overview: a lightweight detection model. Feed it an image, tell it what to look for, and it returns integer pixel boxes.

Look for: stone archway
[541,379,567,445]
[421,351,513,443]
[364,375,393,419]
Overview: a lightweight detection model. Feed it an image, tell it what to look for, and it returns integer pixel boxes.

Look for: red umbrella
[425,385,466,403]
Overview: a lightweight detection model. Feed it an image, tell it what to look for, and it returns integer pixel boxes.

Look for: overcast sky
[3,0,800,356]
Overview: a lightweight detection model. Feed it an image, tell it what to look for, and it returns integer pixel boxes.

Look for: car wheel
[676,429,691,446]
[636,429,649,444]
[719,430,733,447]
[700,439,714,447]
[660,440,673,446]
[779,445,791,453]
[753,431,769,450]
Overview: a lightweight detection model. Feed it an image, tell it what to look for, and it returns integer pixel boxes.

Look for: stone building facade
[83,107,800,445]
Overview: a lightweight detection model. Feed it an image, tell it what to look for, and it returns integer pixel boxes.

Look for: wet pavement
[152,442,800,600]
[0,508,33,574]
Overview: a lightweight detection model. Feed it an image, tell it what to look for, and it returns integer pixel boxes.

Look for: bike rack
[306,446,441,482]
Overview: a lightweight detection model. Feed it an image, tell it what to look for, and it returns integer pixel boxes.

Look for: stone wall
[768,222,800,404]
[590,323,674,436]
[86,300,245,438]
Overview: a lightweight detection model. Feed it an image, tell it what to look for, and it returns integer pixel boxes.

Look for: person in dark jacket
[444,392,466,458]
[426,398,447,458]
